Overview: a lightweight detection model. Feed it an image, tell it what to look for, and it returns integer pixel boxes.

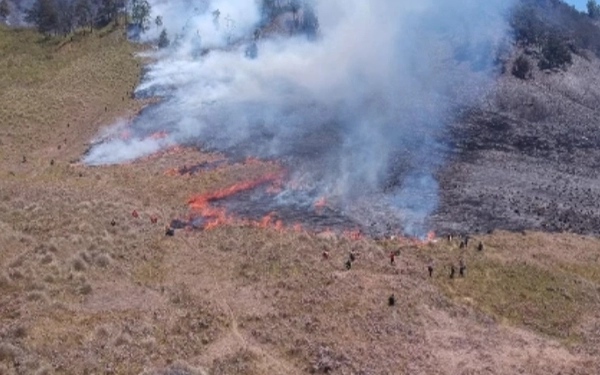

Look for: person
[428,264,434,278]
[110,219,116,226]
[322,251,329,260]
[459,259,466,277]
[450,264,455,279]
[349,252,356,262]
[390,251,395,265]
[477,242,484,251]
[132,210,139,218]
[388,294,395,306]
[345,259,352,270]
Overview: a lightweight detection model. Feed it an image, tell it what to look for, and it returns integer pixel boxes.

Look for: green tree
[158,28,169,48]
[587,0,600,19]
[131,0,151,31]
[0,0,10,20]
[25,0,59,35]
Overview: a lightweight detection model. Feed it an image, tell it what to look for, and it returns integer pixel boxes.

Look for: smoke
[84,0,515,236]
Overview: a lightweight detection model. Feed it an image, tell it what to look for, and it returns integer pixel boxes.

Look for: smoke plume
[84,0,515,236]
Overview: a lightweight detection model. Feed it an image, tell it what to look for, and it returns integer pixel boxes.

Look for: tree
[158,28,169,48]
[55,0,75,35]
[97,0,125,27]
[587,0,600,19]
[74,0,94,31]
[25,0,59,35]
[154,15,162,27]
[0,0,10,20]
[131,0,151,31]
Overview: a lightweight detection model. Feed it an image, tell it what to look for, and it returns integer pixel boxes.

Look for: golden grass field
[1,24,600,374]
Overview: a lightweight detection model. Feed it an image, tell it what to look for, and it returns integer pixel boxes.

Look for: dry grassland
[0,24,599,374]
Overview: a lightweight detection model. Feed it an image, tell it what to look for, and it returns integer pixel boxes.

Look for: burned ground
[434,50,600,236]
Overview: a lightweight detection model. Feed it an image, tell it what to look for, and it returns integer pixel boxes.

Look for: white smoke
[84,0,515,236]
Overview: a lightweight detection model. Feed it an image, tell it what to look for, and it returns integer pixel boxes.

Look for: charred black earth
[433,51,600,236]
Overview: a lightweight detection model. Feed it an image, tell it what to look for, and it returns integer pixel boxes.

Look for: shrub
[512,54,532,79]
[539,33,572,70]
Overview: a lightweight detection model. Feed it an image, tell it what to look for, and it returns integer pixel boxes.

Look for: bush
[539,33,572,70]
[512,54,532,79]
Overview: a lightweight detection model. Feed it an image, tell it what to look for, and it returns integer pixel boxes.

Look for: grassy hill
[0,24,600,375]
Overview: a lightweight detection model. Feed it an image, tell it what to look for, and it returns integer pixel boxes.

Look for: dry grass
[0,25,599,375]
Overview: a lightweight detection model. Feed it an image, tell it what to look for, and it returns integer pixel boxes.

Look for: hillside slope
[435,31,600,236]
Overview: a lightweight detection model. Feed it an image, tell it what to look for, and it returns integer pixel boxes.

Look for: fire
[187,172,285,230]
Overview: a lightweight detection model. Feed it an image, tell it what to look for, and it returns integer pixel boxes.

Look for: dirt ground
[1,26,600,374]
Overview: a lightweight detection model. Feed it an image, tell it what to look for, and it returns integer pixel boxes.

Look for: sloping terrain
[435,49,600,236]
[1,24,600,375]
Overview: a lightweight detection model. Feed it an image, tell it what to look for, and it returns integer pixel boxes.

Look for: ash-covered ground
[433,50,600,236]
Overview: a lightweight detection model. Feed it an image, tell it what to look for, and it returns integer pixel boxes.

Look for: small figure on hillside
[22,156,26,163]
[322,251,329,260]
[450,264,456,279]
[459,241,465,249]
[132,210,139,218]
[390,251,395,265]
[349,252,356,262]
[50,159,54,166]
[464,235,470,246]
[459,259,466,277]
[105,106,107,112]
[428,264,434,278]
[345,259,352,270]
[110,219,116,226]
[477,242,484,252]
[388,294,396,306]
[165,227,175,236]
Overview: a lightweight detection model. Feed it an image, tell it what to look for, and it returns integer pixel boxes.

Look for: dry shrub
[40,254,53,265]
[141,361,207,375]
[26,291,49,303]
[71,257,86,272]
[0,343,18,362]
[78,283,92,295]
[34,366,52,375]
[210,350,258,375]
[79,251,91,264]
[95,253,112,268]
[114,332,131,347]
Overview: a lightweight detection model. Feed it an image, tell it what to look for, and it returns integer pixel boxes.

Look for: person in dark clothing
[477,242,484,251]
[349,252,356,262]
[428,264,434,278]
[110,219,116,226]
[390,251,395,265]
[345,259,352,270]
[388,294,396,306]
[450,264,456,279]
